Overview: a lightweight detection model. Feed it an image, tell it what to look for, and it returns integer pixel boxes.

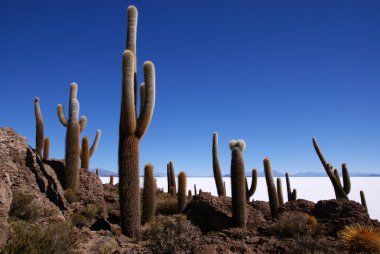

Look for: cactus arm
[57,104,68,127]
[126,6,137,58]
[120,50,137,135]
[212,132,226,196]
[79,116,87,132]
[246,169,257,198]
[136,61,155,138]
[312,138,348,200]
[342,163,351,194]
[333,169,342,187]
[89,129,101,157]
[140,83,145,114]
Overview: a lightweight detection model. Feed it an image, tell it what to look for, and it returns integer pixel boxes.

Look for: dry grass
[142,215,201,253]
[339,224,380,254]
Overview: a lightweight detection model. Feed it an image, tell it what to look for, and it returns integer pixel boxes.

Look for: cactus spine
[118,5,156,238]
[212,132,226,196]
[178,172,187,213]
[264,158,279,217]
[312,138,349,200]
[276,178,284,205]
[57,83,87,191]
[80,130,101,169]
[230,140,247,228]
[43,138,50,160]
[34,97,44,158]
[246,169,257,203]
[142,164,156,224]
[285,172,297,201]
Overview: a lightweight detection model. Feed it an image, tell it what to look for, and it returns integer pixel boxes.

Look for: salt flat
[100,176,380,220]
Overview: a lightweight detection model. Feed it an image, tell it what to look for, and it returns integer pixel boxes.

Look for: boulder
[0,128,67,211]
[186,192,266,232]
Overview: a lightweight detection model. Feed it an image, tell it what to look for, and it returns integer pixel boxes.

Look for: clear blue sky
[1,1,379,176]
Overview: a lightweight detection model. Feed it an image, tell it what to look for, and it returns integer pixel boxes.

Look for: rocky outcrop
[311,199,370,235]
[0,128,67,211]
[278,199,315,215]
[0,172,12,245]
[186,192,266,232]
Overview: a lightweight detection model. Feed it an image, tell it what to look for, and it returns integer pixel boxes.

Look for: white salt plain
[100,176,380,220]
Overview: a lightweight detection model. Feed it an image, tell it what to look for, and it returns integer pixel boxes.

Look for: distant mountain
[90,168,116,177]
[290,171,380,177]
[223,170,284,177]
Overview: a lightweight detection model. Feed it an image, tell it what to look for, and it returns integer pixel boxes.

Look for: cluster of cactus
[118,5,156,238]
[142,164,156,224]
[285,172,297,201]
[167,161,176,197]
[34,97,50,160]
[229,139,247,228]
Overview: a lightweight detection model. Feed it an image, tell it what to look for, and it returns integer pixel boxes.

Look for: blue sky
[1,1,379,176]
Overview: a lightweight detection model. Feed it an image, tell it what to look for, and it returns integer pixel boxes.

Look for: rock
[0,128,67,211]
[311,199,370,234]
[193,244,218,254]
[0,172,12,245]
[278,199,315,215]
[116,234,133,247]
[90,217,112,231]
[186,192,266,232]
[249,201,271,220]
[108,209,120,224]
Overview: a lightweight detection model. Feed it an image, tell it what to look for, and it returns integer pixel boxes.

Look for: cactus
[264,158,279,217]
[118,5,156,238]
[276,178,284,205]
[178,172,187,213]
[188,190,192,198]
[142,164,156,224]
[169,161,176,194]
[57,83,87,191]
[95,168,99,177]
[199,189,203,194]
[230,140,247,228]
[109,175,114,185]
[360,190,368,213]
[34,97,44,158]
[285,172,297,201]
[80,130,101,169]
[194,184,197,195]
[43,138,50,160]
[169,186,176,198]
[245,169,257,203]
[312,138,349,200]
[167,163,171,193]
[212,132,226,196]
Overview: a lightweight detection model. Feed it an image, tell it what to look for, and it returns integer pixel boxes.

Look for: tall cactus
[194,184,197,196]
[169,161,176,194]
[230,140,247,228]
[80,130,101,169]
[118,5,156,238]
[142,164,156,224]
[264,158,279,217]
[57,83,87,190]
[245,169,257,203]
[34,97,44,158]
[212,132,226,196]
[312,138,349,200]
[360,190,368,213]
[178,171,187,213]
[276,178,284,205]
[285,172,297,201]
[43,138,50,160]
[167,163,171,194]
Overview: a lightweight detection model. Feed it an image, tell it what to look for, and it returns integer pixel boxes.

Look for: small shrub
[84,203,99,219]
[156,195,177,215]
[268,212,320,238]
[70,212,89,228]
[142,215,201,253]
[98,243,114,254]
[64,189,80,204]
[9,193,44,221]
[1,220,79,254]
[339,224,380,254]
